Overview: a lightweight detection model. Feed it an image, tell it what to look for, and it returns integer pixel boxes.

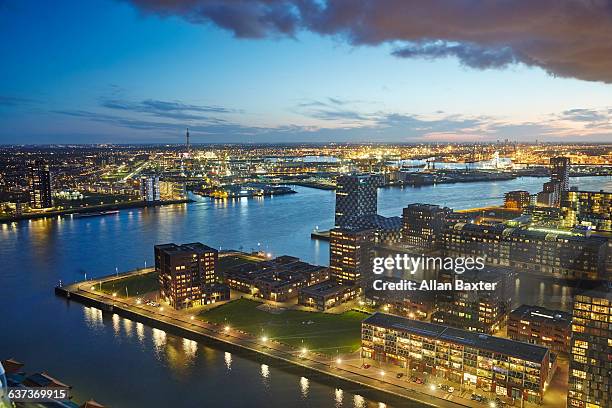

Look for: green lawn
[100,272,159,298]
[199,298,367,354]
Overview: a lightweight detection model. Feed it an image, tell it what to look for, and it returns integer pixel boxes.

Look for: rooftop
[363,312,550,363]
[510,305,572,325]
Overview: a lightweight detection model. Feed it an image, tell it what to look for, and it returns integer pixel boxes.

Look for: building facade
[442,223,608,281]
[155,242,227,309]
[550,156,571,192]
[508,305,572,354]
[141,176,160,202]
[362,313,550,403]
[329,227,375,286]
[298,280,358,311]
[402,203,451,249]
[568,291,611,408]
[561,189,611,233]
[28,160,53,209]
[432,267,514,334]
[334,174,378,228]
[504,190,531,211]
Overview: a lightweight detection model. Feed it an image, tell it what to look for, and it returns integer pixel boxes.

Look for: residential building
[508,305,572,353]
[550,156,571,192]
[28,160,53,209]
[402,203,451,249]
[362,313,550,403]
[298,280,358,311]
[504,190,531,211]
[155,242,227,309]
[224,255,328,301]
[140,175,160,202]
[432,267,514,334]
[568,291,611,408]
[329,226,375,286]
[561,189,611,233]
[334,174,378,228]
[442,223,608,281]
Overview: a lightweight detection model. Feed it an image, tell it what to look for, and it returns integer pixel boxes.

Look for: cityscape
[1,1,612,408]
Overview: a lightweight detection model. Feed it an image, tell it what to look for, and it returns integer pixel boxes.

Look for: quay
[54,270,474,408]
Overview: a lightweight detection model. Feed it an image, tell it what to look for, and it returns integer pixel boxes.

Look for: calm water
[1,176,610,407]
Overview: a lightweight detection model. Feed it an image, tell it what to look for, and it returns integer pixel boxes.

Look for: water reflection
[152,328,166,351]
[299,376,309,398]
[182,338,197,360]
[260,364,270,386]
[83,306,103,330]
[112,314,120,335]
[224,352,232,371]
[334,388,343,407]
[136,322,145,343]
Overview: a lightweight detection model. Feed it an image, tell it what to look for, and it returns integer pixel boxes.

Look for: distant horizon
[2,140,612,148]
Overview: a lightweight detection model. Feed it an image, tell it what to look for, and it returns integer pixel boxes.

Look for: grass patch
[100,272,159,298]
[199,298,367,354]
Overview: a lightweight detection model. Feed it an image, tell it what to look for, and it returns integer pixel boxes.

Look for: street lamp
[429,384,436,392]
[224,325,230,332]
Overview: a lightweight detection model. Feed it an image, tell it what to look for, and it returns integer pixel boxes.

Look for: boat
[73,210,120,218]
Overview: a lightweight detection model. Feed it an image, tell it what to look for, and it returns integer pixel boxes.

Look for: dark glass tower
[334,174,378,228]
[28,160,53,209]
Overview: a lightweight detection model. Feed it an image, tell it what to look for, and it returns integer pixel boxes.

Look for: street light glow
[336,358,342,364]
[261,336,268,342]
[380,370,385,376]
[190,316,194,320]
[112,292,117,297]
[429,384,436,391]
[224,325,230,332]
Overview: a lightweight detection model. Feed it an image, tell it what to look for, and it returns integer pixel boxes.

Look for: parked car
[362,364,370,369]
[447,386,455,393]
[396,373,404,379]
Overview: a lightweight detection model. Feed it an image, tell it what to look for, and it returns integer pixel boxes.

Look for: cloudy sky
[1,0,612,144]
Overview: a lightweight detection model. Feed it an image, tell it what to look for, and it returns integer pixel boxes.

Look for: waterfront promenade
[55,272,473,408]
[54,269,559,408]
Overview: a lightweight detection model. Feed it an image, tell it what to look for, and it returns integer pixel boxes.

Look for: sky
[1,0,612,144]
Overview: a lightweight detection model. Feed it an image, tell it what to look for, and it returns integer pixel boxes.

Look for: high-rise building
[508,305,572,353]
[140,176,160,202]
[504,190,530,211]
[155,242,228,309]
[550,156,571,192]
[568,291,611,408]
[334,174,378,228]
[362,313,550,404]
[402,203,451,248]
[329,226,375,286]
[432,267,514,334]
[28,160,53,209]
[561,189,611,233]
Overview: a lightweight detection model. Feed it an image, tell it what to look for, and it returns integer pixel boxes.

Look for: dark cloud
[125,0,612,83]
[561,108,609,123]
[392,41,529,70]
[99,98,235,121]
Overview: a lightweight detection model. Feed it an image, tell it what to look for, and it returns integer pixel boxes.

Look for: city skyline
[2,0,612,144]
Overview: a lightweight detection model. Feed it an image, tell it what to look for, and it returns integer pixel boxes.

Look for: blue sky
[1,0,612,144]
